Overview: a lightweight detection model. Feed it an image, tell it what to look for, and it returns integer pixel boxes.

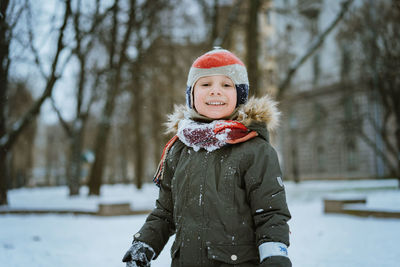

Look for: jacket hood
[164,95,281,137]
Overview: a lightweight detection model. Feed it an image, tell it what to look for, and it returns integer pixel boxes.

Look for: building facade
[267,0,392,181]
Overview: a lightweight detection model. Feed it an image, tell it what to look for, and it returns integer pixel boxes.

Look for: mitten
[122,241,155,267]
[260,256,292,267]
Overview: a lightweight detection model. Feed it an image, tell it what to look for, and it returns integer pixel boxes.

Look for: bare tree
[87,0,137,195]
[51,0,107,196]
[128,0,172,189]
[0,0,72,205]
[1,1,13,203]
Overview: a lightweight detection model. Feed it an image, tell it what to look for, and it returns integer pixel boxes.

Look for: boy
[123,48,291,267]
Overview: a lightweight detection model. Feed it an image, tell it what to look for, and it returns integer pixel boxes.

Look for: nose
[209,85,222,96]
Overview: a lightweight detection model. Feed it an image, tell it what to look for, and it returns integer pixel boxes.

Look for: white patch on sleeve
[277,176,284,187]
[259,242,288,262]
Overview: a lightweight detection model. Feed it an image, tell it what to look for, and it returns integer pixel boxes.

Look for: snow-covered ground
[1,179,400,267]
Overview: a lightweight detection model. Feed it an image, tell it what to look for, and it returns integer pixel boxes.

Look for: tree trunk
[132,70,144,189]
[151,89,161,173]
[0,0,10,205]
[393,75,400,189]
[87,0,135,195]
[396,126,400,188]
[87,98,114,195]
[246,0,261,97]
[68,123,85,195]
[119,136,129,184]
[0,152,8,205]
[44,134,56,186]
[0,0,71,204]
[68,57,87,196]
[291,147,300,183]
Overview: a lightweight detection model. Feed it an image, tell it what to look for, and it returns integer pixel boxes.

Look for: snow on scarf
[153,119,257,186]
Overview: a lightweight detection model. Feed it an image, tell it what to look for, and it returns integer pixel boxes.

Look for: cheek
[227,90,237,107]
[193,89,206,109]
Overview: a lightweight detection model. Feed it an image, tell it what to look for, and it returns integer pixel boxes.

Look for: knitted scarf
[153,119,257,186]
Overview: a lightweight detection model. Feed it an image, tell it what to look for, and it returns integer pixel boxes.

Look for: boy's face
[193,75,237,119]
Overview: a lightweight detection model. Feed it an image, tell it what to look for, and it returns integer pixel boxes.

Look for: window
[346,139,358,171]
[344,96,354,121]
[313,102,326,125]
[316,145,325,172]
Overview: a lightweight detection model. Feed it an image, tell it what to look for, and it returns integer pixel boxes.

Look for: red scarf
[153,120,257,186]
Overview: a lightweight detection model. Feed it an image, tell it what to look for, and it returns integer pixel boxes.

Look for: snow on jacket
[134,96,291,267]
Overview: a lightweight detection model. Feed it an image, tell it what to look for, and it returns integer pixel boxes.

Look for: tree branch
[356,125,397,175]
[364,102,398,161]
[50,96,72,138]
[26,1,47,79]
[84,68,103,117]
[213,0,243,47]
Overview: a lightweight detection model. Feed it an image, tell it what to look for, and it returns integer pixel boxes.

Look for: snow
[0,184,159,212]
[1,179,400,267]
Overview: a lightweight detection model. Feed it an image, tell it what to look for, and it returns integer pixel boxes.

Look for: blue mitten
[122,241,155,267]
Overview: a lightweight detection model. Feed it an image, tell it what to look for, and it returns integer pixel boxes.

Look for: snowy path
[1,180,399,267]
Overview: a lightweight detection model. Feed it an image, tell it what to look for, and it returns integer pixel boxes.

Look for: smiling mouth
[206,101,226,106]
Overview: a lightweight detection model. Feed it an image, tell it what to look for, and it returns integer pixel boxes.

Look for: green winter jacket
[134,96,291,267]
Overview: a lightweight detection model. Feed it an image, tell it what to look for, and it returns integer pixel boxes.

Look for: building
[267,0,392,181]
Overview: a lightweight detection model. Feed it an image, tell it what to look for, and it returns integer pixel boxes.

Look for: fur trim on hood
[165,95,281,135]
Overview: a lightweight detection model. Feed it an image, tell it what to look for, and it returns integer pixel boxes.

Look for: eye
[201,83,210,86]
[224,83,233,87]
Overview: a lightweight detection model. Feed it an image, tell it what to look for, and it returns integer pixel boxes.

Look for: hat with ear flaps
[186,48,249,109]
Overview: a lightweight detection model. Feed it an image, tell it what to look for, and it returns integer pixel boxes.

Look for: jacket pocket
[206,243,258,264]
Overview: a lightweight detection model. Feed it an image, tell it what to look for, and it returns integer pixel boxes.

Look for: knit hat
[186,48,249,109]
